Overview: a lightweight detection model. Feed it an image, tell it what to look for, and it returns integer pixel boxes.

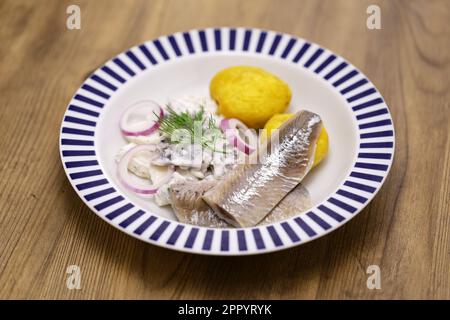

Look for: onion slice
[220,118,257,155]
[117,145,173,194]
[120,100,164,137]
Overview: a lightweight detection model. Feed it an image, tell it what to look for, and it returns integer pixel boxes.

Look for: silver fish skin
[259,184,312,225]
[202,110,323,227]
[169,180,230,228]
[170,181,312,228]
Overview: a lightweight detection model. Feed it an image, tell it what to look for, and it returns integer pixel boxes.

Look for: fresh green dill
[155,104,226,153]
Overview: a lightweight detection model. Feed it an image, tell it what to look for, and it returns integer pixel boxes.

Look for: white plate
[60,28,395,255]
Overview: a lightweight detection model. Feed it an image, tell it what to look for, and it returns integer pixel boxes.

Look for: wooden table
[1,0,449,299]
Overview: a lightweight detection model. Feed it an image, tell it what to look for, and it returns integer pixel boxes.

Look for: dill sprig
[155,104,225,152]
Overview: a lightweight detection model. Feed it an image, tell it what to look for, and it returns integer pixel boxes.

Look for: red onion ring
[117,145,173,194]
[220,118,257,155]
[120,100,164,137]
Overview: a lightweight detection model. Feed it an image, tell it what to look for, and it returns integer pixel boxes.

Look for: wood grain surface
[0,0,449,299]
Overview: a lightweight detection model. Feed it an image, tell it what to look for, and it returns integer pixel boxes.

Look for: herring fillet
[259,184,312,225]
[202,110,323,227]
[170,181,312,227]
[169,180,230,228]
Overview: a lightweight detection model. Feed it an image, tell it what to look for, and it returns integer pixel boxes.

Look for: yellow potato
[210,66,291,128]
[263,113,329,168]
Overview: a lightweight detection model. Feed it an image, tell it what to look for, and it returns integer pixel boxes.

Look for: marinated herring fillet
[202,110,323,227]
[259,183,312,225]
[170,180,312,227]
[170,180,230,228]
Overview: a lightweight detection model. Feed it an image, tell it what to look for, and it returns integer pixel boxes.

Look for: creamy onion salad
[115,96,257,206]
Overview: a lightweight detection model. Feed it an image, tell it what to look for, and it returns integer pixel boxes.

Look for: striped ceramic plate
[60,28,395,255]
